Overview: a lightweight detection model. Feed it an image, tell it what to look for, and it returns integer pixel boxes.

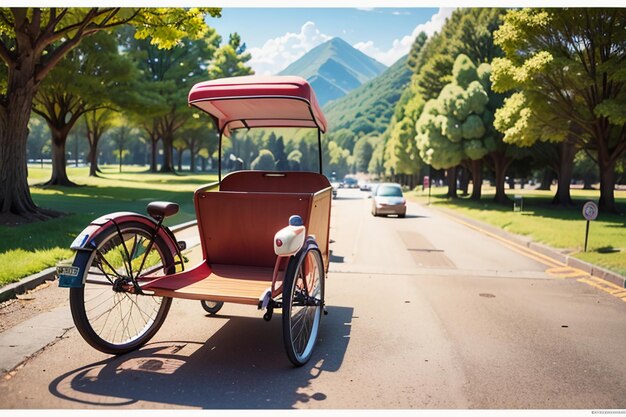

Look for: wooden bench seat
[144,262,283,304]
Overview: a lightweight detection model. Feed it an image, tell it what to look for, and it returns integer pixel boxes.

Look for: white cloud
[248,21,331,76]
[353,8,455,66]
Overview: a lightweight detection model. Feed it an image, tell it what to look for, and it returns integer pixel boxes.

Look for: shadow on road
[329,250,344,263]
[333,194,367,201]
[48,306,353,409]
[376,214,428,219]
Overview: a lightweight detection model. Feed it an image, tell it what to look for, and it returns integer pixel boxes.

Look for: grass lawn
[408,185,626,277]
[0,165,217,286]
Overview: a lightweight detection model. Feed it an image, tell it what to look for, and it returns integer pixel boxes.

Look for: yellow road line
[438,209,626,301]
[545,266,589,279]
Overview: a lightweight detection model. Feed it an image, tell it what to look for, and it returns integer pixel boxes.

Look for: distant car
[371,183,406,217]
[343,176,358,189]
[359,181,371,191]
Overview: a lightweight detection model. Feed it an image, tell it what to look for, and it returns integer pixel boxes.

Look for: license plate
[57,265,83,288]
[57,266,79,277]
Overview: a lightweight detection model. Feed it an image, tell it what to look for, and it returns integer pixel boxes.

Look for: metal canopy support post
[317,128,323,175]
[218,130,224,184]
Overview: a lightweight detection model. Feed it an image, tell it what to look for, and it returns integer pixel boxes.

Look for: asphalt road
[1,187,625,409]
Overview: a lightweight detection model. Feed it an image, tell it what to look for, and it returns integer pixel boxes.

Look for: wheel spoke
[284,248,324,365]
[73,226,172,352]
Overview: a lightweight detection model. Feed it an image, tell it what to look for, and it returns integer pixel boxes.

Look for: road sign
[582,201,598,221]
[582,201,598,252]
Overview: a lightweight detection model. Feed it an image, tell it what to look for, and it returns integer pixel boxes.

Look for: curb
[0,220,198,303]
[430,205,626,289]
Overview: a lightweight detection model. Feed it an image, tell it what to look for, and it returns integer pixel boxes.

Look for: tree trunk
[177,149,183,172]
[459,165,469,196]
[492,152,512,205]
[88,146,99,177]
[552,139,575,206]
[0,56,51,222]
[190,150,197,172]
[44,128,77,187]
[446,166,458,198]
[598,157,616,213]
[160,132,175,173]
[201,157,207,172]
[150,138,158,172]
[87,128,102,178]
[538,168,554,191]
[469,159,483,200]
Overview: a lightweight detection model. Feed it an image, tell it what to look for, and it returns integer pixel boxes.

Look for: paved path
[1,189,625,409]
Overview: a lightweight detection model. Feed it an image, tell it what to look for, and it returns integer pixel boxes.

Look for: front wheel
[282,241,325,367]
[69,222,175,355]
[201,300,224,315]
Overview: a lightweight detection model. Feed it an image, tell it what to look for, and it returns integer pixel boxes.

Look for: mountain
[279,37,387,106]
[323,54,412,147]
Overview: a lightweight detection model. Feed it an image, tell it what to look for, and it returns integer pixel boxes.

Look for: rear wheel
[69,222,174,355]
[282,241,325,367]
[201,300,224,315]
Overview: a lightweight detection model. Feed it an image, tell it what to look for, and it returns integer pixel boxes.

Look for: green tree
[491,8,626,212]
[122,28,221,173]
[382,32,427,184]
[493,91,579,205]
[0,7,220,222]
[323,141,352,178]
[573,150,599,190]
[353,137,373,173]
[368,137,386,178]
[84,108,115,177]
[251,149,276,171]
[109,122,136,173]
[26,114,50,167]
[178,113,216,173]
[32,31,135,186]
[414,9,505,101]
[416,55,498,199]
[209,33,253,78]
[287,150,302,171]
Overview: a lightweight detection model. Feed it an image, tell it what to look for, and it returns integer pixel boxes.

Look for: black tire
[69,221,174,355]
[399,213,406,218]
[201,300,224,315]
[282,240,325,367]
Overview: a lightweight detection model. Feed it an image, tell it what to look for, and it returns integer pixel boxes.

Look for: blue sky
[210,8,454,75]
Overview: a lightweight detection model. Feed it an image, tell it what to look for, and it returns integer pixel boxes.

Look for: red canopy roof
[188,75,327,136]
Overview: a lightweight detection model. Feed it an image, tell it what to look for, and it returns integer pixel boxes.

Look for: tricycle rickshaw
[57,75,332,367]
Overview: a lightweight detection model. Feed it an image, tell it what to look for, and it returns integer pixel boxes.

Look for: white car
[371,183,406,217]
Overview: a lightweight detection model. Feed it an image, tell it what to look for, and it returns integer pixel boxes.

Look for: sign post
[424,165,433,206]
[582,201,598,252]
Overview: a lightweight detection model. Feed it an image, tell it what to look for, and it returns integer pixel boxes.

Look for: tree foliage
[33,31,135,185]
[0,7,221,221]
[416,55,495,169]
[353,136,373,173]
[208,33,253,78]
[491,8,626,211]
[251,149,276,171]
